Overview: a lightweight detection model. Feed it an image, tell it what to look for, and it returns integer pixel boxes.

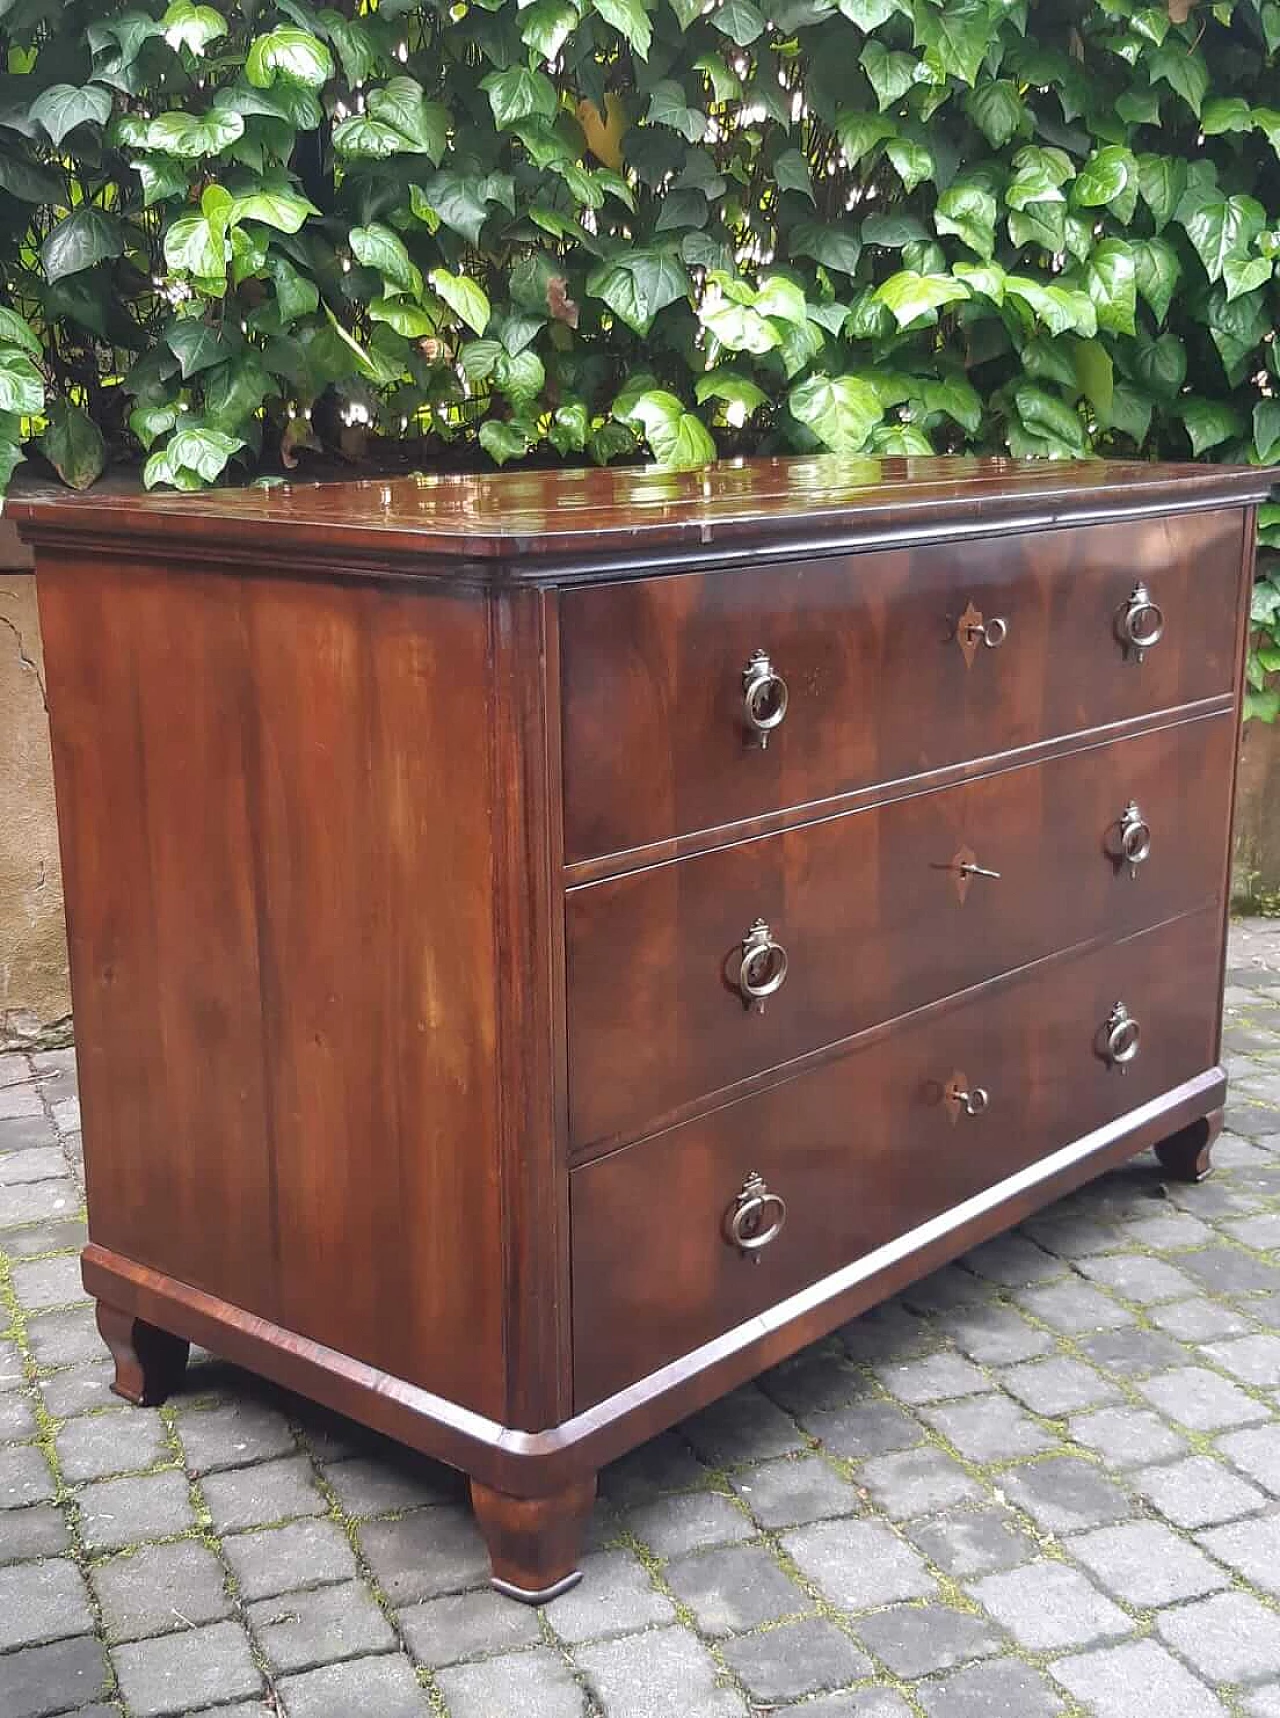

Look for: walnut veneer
[11,454,1268,1601]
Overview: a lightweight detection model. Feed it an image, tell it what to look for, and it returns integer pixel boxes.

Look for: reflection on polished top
[10,455,1273,577]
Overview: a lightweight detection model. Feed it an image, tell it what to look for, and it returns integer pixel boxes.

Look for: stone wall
[0,518,70,1047]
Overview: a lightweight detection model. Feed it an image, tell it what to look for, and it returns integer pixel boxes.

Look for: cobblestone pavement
[4,926,1280,1718]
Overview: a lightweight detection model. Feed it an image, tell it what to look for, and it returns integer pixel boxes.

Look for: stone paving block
[1078,1327,1188,1375]
[56,1407,167,1482]
[11,1252,87,1309]
[681,1384,806,1464]
[797,1693,914,1718]
[92,1539,232,1642]
[176,1398,298,1472]
[901,1264,993,1315]
[1132,1453,1266,1528]
[1205,1335,1280,1387]
[1051,1639,1229,1718]
[801,1398,922,1458]
[0,1557,93,1650]
[920,1396,1055,1462]
[662,1543,806,1637]
[0,1443,54,1507]
[936,1302,1054,1364]
[224,1517,359,1602]
[398,1585,543,1666]
[437,1647,587,1718]
[598,1431,710,1506]
[575,1625,749,1718]
[278,1654,430,1718]
[997,1356,1120,1415]
[25,1304,100,1367]
[0,1178,77,1226]
[0,1148,69,1185]
[249,1579,395,1672]
[38,1359,116,1419]
[0,1635,108,1718]
[543,1548,674,1642]
[0,1080,42,1120]
[75,1469,194,1551]
[1068,1519,1230,1606]
[0,1387,36,1438]
[854,1602,1003,1677]
[1247,1690,1280,1718]
[905,1505,1039,1577]
[1149,1298,1253,1341]
[998,1455,1132,1533]
[358,1505,489,1604]
[1225,1211,1280,1249]
[968,1561,1132,1651]
[1075,1253,1199,1304]
[1139,1365,1272,1431]
[729,1454,860,1528]
[1218,1423,1280,1494]
[324,1452,459,1516]
[1157,1590,1280,1684]
[1022,1210,1119,1258]
[1068,1404,1188,1468]
[1180,1246,1280,1297]
[858,1445,984,1517]
[1198,1514,1280,1597]
[873,1353,994,1405]
[628,1486,754,1553]
[1015,1279,1135,1332]
[112,1619,262,1717]
[840,1298,935,1362]
[721,1616,872,1701]
[761,1344,868,1417]
[0,1501,69,1562]
[201,1453,327,1532]
[1115,1209,1214,1250]
[0,1216,85,1262]
[782,1519,936,1609]
[961,1232,1063,1285]
[0,1338,24,1391]
[916,1657,1064,1717]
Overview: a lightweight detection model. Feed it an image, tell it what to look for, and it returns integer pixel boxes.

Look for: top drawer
[560,510,1245,864]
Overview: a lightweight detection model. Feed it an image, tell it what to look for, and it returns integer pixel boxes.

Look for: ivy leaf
[586,248,690,333]
[1131,328,1186,399]
[1014,383,1087,453]
[1179,396,1243,456]
[164,214,224,280]
[713,0,766,46]
[860,41,919,111]
[1004,275,1098,337]
[1223,256,1272,303]
[229,187,318,233]
[647,80,706,142]
[837,0,898,24]
[161,0,227,55]
[934,182,997,258]
[696,369,769,411]
[165,318,224,378]
[1202,96,1252,134]
[791,221,862,274]
[1131,237,1181,325]
[774,149,815,202]
[168,423,245,481]
[0,307,42,361]
[246,27,333,89]
[29,83,112,146]
[266,253,318,320]
[886,137,932,192]
[0,149,63,204]
[1147,40,1209,117]
[834,110,896,167]
[0,349,44,415]
[1072,339,1113,417]
[1254,399,1280,465]
[861,213,928,248]
[1084,239,1137,336]
[41,208,124,283]
[789,373,883,451]
[592,0,653,55]
[918,375,982,432]
[145,109,245,158]
[966,80,1024,147]
[481,65,558,128]
[430,268,491,335]
[1136,154,1186,233]
[203,352,271,432]
[874,271,969,328]
[366,78,449,160]
[1072,146,1131,209]
[38,400,105,489]
[617,388,715,467]
[913,0,989,86]
[1103,381,1153,444]
[351,224,424,298]
[1181,194,1266,284]
[331,115,405,158]
[129,403,179,451]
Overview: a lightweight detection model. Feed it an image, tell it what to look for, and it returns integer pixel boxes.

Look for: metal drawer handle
[956,600,1009,668]
[743,649,788,749]
[966,616,1008,649]
[725,1170,787,1258]
[947,1080,990,1117]
[1104,1001,1141,1067]
[1119,801,1152,874]
[1117,582,1164,661]
[738,918,788,1012]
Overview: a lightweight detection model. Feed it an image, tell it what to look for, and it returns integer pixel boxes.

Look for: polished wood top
[10,455,1271,580]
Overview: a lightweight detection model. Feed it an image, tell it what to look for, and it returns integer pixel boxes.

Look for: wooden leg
[1154,1107,1223,1185]
[96,1302,190,1406]
[470,1474,597,1604]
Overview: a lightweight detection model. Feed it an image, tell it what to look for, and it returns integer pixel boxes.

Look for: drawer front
[567,715,1233,1151]
[560,511,1244,863]
[571,909,1221,1409]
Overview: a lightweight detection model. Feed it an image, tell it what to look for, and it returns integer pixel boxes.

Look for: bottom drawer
[571,910,1221,1409]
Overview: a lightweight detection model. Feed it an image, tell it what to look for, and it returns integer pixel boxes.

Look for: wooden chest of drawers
[12,455,1269,1601]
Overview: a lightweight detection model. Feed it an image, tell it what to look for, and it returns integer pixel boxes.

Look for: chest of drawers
[12,454,1269,1601]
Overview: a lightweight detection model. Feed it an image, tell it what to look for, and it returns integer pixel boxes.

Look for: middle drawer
[566,714,1231,1152]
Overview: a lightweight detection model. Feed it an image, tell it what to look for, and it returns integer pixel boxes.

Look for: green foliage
[1,0,1279,697]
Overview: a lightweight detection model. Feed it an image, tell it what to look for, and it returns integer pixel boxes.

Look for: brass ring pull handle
[1117,582,1164,661]
[743,649,789,749]
[1119,801,1152,872]
[966,616,1008,649]
[1104,1001,1141,1067]
[959,860,1001,881]
[738,918,788,1012]
[725,1170,787,1258]
[948,1081,990,1116]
